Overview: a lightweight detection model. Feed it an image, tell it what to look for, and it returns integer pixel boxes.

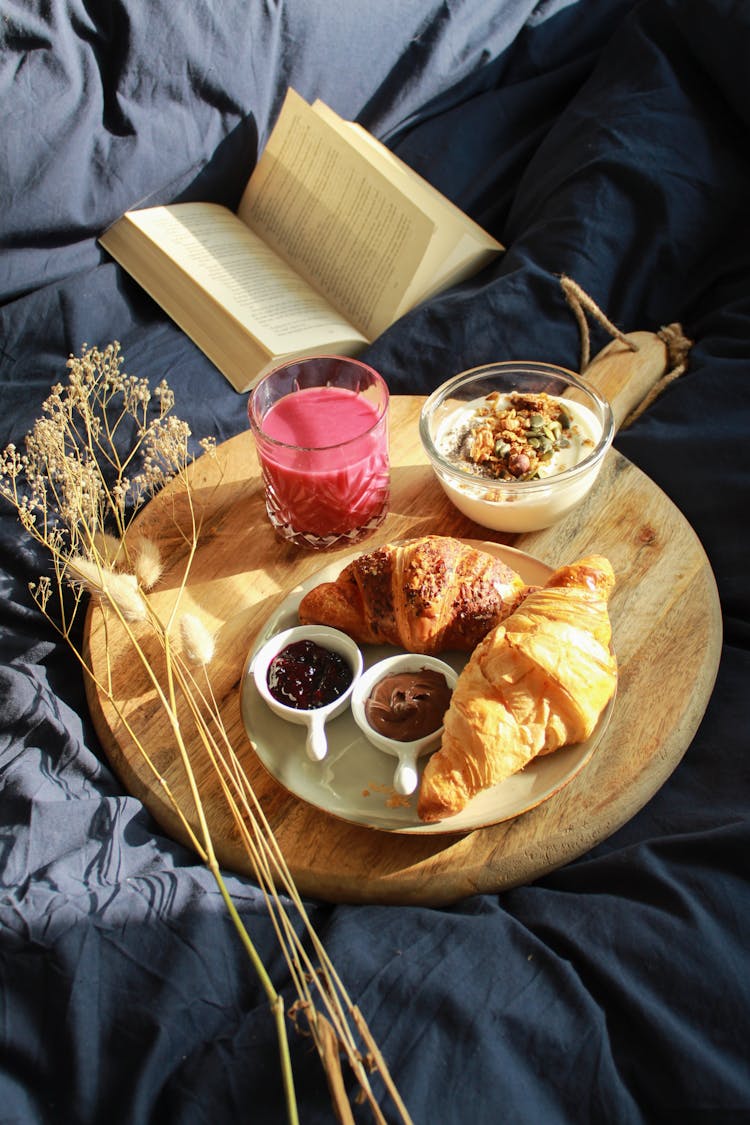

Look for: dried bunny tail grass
[2,342,410,1122]
[180,612,215,666]
[66,555,147,622]
[92,531,125,567]
[132,538,163,590]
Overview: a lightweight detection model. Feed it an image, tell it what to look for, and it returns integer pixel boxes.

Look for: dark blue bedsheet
[1,1,748,1121]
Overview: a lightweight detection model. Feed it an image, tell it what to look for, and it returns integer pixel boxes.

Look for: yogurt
[432,391,606,532]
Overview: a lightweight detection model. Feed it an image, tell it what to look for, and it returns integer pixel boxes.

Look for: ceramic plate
[240,541,615,834]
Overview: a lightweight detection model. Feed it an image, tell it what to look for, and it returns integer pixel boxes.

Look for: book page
[237,89,436,340]
[119,204,369,353]
[316,105,503,250]
[313,111,503,311]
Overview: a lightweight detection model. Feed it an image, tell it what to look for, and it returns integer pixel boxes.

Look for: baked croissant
[417,554,617,822]
[298,535,529,654]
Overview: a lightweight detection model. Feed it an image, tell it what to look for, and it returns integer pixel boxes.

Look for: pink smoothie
[258,385,389,536]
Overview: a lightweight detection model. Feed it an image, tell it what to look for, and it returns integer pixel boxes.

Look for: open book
[99,89,504,392]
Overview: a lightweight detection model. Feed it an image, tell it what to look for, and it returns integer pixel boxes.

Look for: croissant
[417,554,617,822]
[297,535,529,654]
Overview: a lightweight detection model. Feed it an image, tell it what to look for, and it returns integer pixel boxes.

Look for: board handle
[581,326,690,432]
[560,278,691,431]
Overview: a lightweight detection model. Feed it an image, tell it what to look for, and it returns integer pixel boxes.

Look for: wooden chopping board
[83,341,722,905]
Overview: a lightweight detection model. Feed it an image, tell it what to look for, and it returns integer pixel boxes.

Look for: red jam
[267,639,352,710]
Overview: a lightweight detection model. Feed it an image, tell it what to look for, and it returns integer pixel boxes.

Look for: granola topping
[440,391,597,482]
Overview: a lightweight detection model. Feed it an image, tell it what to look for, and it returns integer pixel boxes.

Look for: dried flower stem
[0,343,411,1125]
[167,651,398,1122]
[84,595,300,1122]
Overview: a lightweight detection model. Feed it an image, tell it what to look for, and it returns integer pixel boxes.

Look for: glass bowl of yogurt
[419,362,614,532]
[350,654,457,796]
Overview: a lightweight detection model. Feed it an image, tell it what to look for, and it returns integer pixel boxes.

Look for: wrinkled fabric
[1,1,749,1122]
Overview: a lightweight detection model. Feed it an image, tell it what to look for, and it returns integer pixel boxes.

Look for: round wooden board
[83,388,722,905]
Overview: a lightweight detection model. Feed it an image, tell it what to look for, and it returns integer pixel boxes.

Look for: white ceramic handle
[305,713,328,762]
[393,758,419,796]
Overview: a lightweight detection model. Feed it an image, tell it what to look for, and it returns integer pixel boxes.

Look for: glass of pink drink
[248,356,390,550]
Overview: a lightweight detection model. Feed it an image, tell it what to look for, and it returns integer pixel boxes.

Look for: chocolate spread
[365,668,452,742]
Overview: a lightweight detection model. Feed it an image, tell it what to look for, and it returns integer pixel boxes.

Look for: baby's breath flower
[119,373,153,414]
[0,342,214,569]
[0,443,21,481]
[17,505,37,532]
[29,575,52,612]
[1,340,220,657]
[153,379,175,415]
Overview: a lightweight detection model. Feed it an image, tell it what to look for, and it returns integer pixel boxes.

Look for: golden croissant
[298,535,529,654]
[417,554,617,822]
